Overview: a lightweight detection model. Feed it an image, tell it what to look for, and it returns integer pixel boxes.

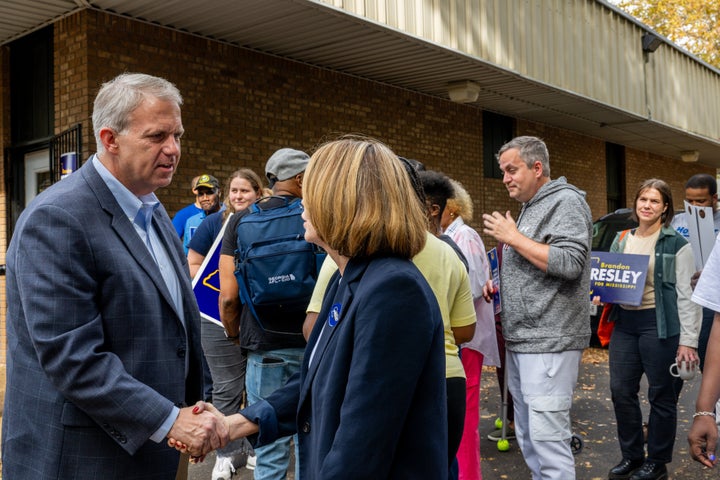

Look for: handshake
[167,402,258,461]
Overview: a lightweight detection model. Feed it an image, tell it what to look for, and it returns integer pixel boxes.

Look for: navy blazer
[243,255,448,479]
[2,159,204,479]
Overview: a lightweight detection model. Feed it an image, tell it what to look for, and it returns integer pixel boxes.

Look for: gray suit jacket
[2,159,204,479]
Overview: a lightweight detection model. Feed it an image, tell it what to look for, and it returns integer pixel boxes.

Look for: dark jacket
[242,255,448,479]
[3,158,204,479]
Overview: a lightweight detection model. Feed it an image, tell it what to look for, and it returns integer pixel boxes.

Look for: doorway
[24,149,51,207]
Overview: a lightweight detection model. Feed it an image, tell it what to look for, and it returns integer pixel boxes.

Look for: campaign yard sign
[487,247,501,314]
[682,200,716,270]
[590,252,649,306]
[191,215,232,327]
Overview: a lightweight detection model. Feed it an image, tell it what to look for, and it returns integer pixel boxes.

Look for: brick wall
[54,12,92,156]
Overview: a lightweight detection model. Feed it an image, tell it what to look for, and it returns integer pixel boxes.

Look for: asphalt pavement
[188,348,716,480]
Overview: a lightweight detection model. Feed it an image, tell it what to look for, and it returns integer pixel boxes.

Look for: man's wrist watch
[224,330,239,341]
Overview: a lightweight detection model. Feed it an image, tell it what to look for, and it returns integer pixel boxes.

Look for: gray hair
[92,73,183,155]
[497,136,551,177]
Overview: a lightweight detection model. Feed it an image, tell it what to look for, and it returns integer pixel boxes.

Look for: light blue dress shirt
[92,155,184,443]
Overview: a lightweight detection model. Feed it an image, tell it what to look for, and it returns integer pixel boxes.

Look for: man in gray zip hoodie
[482,136,591,480]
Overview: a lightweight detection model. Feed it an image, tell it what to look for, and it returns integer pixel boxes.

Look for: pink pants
[457,349,484,480]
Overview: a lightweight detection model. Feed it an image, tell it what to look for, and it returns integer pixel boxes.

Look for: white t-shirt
[692,231,720,313]
[671,209,720,239]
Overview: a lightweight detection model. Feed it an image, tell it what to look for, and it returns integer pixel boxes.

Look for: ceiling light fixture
[447,81,480,103]
[680,150,700,163]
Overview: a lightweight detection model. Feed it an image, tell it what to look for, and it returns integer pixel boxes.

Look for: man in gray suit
[2,73,228,479]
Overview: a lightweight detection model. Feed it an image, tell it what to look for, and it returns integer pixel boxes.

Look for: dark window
[483,112,515,179]
[7,26,54,241]
[10,26,53,145]
[605,143,626,212]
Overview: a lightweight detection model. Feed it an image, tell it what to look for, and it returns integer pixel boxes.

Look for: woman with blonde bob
[303,138,427,258]
[173,136,449,479]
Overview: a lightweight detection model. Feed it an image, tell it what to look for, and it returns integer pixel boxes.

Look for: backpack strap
[249,195,297,214]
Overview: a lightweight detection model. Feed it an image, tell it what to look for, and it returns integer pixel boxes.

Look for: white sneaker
[246,454,257,470]
[212,455,236,480]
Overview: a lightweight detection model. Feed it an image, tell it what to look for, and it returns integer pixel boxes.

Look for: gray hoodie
[500,176,592,353]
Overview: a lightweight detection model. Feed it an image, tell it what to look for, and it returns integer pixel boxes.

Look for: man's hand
[166,404,229,458]
[483,210,551,273]
[482,279,496,303]
[688,415,718,468]
[169,401,260,459]
[691,270,702,291]
[483,211,519,246]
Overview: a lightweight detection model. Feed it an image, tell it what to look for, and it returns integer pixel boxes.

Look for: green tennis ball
[494,418,503,429]
[497,439,510,451]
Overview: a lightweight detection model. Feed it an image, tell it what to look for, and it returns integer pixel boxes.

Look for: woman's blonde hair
[446,179,474,222]
[304,136,427,259]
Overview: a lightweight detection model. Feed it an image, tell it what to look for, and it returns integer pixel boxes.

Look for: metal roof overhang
[2,0,719,165]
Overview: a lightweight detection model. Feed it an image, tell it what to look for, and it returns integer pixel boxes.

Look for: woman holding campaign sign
[595,179,701,480]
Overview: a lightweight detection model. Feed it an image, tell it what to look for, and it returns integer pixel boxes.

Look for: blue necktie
[134,203,157,261]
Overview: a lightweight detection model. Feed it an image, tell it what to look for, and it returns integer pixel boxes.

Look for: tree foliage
[615,0,720,68]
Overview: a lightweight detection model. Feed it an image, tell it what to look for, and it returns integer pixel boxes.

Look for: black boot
[608,458,644,479]
[628,462,668,480]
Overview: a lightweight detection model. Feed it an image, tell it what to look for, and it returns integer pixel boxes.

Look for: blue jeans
[200,318,252,457]
[246,348,304,480]
[609,308,680,464]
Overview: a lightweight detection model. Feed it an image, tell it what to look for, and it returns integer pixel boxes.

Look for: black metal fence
[50,123,82,183]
